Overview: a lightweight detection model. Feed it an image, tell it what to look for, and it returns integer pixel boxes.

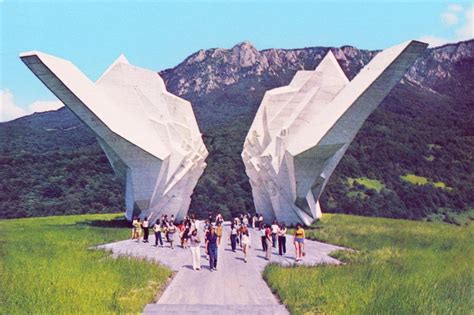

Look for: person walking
[182,225,190,249]
[278,223,287,256]
[142,217,150,243]
[241,226,251,263]
[162,215,170,242]
[216,222,223,245]
[271,221,279,248]
[208,212,213,224]
[178,221,185,246]
[260,226,267,252]
[265,224,272,260]
[215,213,224,225]
[153,220,163,247]
[206,227,219,271]
[230,222,238,252]
[239,223,245,248]
[191,218,198,232]
[168,221,177,249]
[242,215,249,227]
[294,223,305,261]
[203,221,211,260]
[189,229,201,271]
[132,216,140,240]
[252,214,257,229]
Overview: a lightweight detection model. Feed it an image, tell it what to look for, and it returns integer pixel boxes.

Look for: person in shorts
[293,223,305,261]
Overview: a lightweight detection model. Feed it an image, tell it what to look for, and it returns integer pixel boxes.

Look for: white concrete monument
[242,40,427,226]
[20,51,208,223]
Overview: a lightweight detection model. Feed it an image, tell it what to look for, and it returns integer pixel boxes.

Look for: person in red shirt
[265,224,272,260]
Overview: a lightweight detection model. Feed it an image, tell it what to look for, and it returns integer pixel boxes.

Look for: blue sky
[1,0,473,121]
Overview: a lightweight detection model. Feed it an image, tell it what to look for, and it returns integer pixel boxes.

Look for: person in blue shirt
[206,226,219,271]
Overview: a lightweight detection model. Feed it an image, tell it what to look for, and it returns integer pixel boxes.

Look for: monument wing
[20,51,208,223]
[242,40,427,226]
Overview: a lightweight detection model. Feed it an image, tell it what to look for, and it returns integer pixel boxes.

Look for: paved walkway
[97,223,345,314]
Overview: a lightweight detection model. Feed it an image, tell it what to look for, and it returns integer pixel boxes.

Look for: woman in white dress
[189,229,201,270]
[241,226,251,263]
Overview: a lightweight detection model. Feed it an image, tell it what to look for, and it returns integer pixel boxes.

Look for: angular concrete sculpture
[20,51,208,223]
[242,40,427,226]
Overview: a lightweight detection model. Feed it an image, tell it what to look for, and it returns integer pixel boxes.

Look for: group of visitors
[131,211,307,271]
[256,220,304,261]
[228,213,306,262]
[258,221,286,259]
[132,214,198,249]
[229,219,252,262]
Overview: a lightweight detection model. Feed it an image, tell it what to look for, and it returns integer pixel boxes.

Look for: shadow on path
[76,218,130,229]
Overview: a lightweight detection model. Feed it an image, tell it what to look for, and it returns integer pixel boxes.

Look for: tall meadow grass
[264,214,473,314]
[0,214,172,314]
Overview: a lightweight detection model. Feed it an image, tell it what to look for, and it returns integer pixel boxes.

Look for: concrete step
[143,303,289,315]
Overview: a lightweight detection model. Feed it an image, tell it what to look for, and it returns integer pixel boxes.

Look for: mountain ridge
[1,39,473,221]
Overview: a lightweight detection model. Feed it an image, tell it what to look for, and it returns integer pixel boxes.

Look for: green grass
[400,173,452,191]
[264,214,473,315]
[426,208,474,226]
[0,214,172,314]
[400,173,429,185]
[347,177,385,192]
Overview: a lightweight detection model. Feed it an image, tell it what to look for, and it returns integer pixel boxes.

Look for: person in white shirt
[277,223,287,256]
[271,221,280,248]
[153,220,163,247]
[191,218,200,233]
[142,217,150,243]
[241,226,252,263]
[260,226,267,252]
[189,229,201,271]
[242,215,249,227]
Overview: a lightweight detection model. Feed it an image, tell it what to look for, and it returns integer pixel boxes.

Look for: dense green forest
[1,40,473,222]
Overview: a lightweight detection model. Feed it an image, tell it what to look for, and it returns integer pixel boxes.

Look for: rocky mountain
[161,41,376,96]
[1,39,473,221]
[164,39,474,95]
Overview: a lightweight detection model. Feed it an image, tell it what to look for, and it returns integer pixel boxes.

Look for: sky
[1,0,473,122]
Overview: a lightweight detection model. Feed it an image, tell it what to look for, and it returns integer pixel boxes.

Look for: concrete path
[97,223,345,315]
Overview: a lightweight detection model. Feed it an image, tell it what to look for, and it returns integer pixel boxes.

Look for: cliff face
[161,39,474,101]
[406,40,474,100]
[160,41,376,97]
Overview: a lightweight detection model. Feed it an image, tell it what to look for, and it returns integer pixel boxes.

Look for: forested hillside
[1,40,473,222]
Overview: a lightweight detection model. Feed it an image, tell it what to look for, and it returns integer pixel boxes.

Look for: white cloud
[1,89,64,122]
[448,4,463,12]
[1,90,28,122]
[418,35,450,48]
[28,100,64,114]
[456,4,474,40]
[420,4,474,47]
[441,12,458,25]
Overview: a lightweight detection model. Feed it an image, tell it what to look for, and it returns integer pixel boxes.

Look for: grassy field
[400,173,430,185]
[400,173,452,191]
[0,214,172,314]
[347,177,385,192]
[264,214,473,315]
